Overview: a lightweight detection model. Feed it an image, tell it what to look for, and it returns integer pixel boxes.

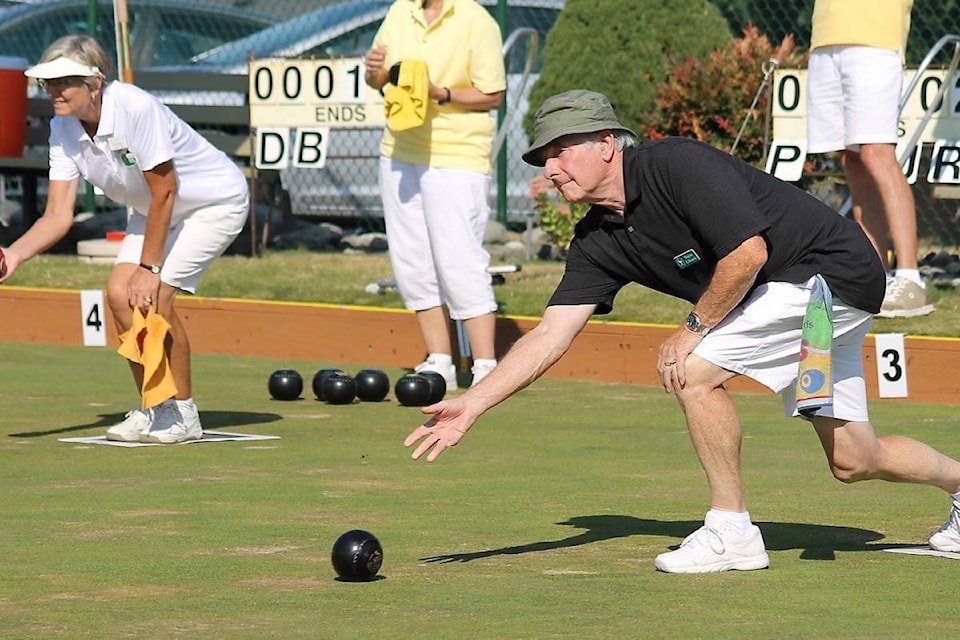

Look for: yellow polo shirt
[374,0,506,173]
[811,0,912,53]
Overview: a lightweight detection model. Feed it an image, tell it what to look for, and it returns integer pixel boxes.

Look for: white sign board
[873,333,909,398]
[249,57,385,129]
[770,68,960,182]
[80,289,107,347]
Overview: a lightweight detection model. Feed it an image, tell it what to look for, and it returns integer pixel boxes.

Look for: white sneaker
[414,357,458,390]
[655,512,770,573]
[929,502,960,552]
[105,407,153,442]
[140,400,202,444]
[877,276,934,318]
[470,361,497,387]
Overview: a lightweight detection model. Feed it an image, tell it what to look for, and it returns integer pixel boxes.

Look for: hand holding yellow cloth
[383,59,429,132]
[117,307,178,409]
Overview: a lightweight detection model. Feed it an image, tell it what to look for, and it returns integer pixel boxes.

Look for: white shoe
[470,361,497,387]
[140,400,202,444]
[105,407,153,442]
[655,512,770,573]
[929,502,960,552]
[877,276,934,318]
[414,357,458,390]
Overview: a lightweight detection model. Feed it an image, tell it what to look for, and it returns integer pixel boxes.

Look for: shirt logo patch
[673,249,701,269]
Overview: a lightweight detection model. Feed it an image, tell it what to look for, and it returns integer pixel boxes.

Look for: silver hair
[39,35,112,89]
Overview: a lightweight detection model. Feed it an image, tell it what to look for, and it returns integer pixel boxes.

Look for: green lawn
[3,341,959,639]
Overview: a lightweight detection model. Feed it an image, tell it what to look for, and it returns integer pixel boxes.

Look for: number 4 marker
[80,290,107,347]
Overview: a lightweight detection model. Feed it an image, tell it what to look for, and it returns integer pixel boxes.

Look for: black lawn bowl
[331,529,383,582]
[268,369,303,401]
[323,373,358,405]
[418,371,447,404]
[394,374,433,407]
[312,367,346,401]
[355,368,390,402]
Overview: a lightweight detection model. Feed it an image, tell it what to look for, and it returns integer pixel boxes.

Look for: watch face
[686,313,703,333]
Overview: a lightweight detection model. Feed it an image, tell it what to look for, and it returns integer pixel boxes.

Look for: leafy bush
[529,175,587,252]
[644,24,799,167]
[525,0,732,138]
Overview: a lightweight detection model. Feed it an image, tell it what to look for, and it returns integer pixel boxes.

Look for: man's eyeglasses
[37,76,87,91]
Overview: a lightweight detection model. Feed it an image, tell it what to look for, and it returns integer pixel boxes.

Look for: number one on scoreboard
[874,333,908,398]
[80,290,107,347]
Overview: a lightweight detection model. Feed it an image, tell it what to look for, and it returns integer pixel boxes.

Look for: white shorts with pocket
[693,279,872,422]
[116,194,249,293]
[806,46,903,153]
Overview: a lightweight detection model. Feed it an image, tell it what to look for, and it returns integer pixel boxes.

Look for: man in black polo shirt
[403,89,960,573]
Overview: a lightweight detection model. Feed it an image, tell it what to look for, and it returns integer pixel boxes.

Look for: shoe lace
[884,277,908,301]
[679,525,726,555]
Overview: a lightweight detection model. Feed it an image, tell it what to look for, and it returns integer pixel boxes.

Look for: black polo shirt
[548,138,885,315]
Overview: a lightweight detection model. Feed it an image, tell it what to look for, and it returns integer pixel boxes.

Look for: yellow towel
[117,307,178,409]
[383,59,429,132]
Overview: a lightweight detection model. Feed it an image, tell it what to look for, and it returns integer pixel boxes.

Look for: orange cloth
[117,308,178,409]
[384,59,429,132]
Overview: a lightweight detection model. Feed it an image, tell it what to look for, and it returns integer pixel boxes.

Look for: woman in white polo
[0,35,249,444]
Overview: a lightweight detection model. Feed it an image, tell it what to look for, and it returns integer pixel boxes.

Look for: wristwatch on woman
[140,262,162,274]
[438,87,451,105]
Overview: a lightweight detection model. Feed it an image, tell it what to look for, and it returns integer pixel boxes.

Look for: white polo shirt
[48,82,248,222]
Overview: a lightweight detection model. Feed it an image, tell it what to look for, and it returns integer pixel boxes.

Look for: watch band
[684,311,710,336]
[140,262,162,274]
[438,87,451,105]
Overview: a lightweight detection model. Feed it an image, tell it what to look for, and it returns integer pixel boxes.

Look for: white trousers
[379,157,497,320]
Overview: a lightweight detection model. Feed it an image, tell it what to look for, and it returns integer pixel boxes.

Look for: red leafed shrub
[645,24,800,168]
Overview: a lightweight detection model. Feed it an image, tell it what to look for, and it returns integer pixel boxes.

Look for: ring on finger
[663,360,676,366]
[145,296,153,304]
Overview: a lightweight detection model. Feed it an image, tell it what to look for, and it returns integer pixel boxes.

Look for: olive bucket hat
[522,89,636,167]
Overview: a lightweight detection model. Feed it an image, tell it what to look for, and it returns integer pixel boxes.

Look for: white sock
[894,268,923,287]
[427,353,453,368]
[472,358,497,369]
[176,398,197,413]
[708,508,754,535]
[950,491,960,508]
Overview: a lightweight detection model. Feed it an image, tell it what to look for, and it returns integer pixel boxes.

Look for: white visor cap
[25,57,101,79]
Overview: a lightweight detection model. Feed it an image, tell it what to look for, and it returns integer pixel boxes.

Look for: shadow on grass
[9,410,283,438]
[419,514,919,563]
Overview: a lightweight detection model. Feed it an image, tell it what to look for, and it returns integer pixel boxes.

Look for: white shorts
[379,157,497,320]
[693,280,873,422]
[116,196,249,293]
[806,46,903,153]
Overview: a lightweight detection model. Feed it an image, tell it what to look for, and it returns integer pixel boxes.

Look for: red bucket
[0,56,29,158]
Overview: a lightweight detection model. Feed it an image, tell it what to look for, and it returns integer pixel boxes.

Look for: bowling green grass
[2,342,960,639]
[8,249,960,337]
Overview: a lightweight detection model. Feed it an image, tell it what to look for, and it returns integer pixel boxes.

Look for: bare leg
[842,145,918,270]
[107,264,144,394]
[812,417,960,493]
[461,311,496,361]
[673,355,746,512]
[415,305,453,356]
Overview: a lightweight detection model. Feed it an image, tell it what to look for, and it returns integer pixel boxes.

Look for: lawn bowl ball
[331,529,383,581]
[323,373,358,405]
[312,367,345,401]
[419,371,447,404]
[393,374,433,407]
[355,368,390,402]
[268,369,303,401]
